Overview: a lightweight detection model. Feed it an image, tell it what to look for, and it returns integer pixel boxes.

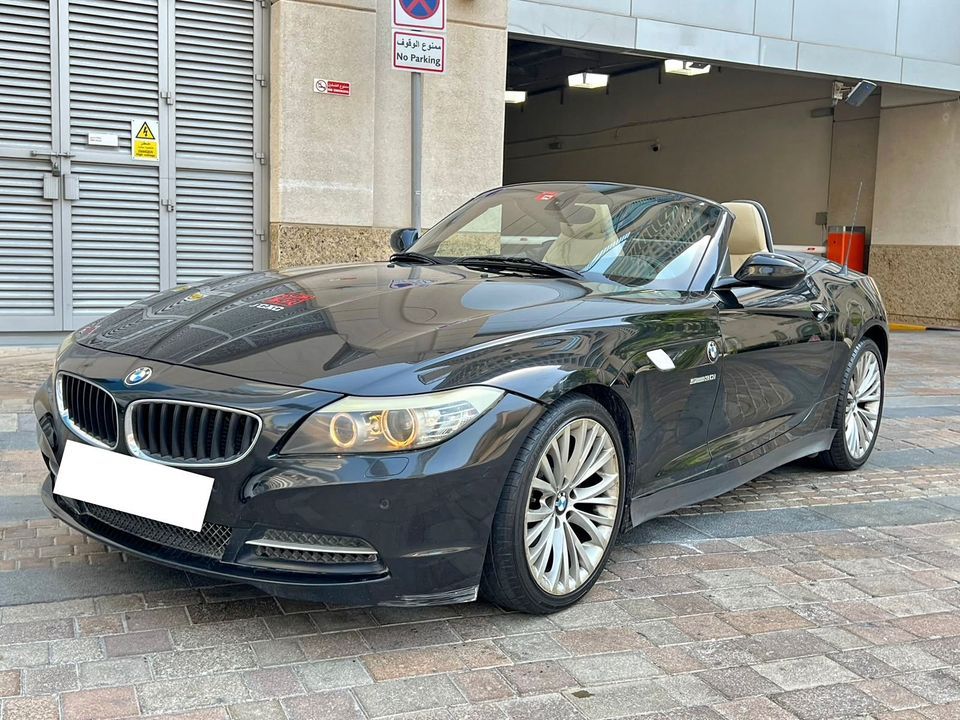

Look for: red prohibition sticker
[536,191,559,201]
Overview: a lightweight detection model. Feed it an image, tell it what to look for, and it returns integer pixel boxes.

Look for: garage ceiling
[507,39,662,96]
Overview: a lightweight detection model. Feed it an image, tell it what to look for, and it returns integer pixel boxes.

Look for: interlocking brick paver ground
[1,333,959,718]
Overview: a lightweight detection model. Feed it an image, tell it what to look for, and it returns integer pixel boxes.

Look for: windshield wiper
[389,251,446,265]
[454,255,583,280]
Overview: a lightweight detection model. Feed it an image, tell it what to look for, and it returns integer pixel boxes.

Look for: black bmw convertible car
[35,182,887,613]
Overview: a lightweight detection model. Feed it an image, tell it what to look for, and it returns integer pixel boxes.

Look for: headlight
[281,386,504,454]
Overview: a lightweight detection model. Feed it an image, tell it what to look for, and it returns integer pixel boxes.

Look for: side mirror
[734,253,806,290]
[389,228,419,253]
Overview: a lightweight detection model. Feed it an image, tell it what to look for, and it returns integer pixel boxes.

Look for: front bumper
[35,347,543,606]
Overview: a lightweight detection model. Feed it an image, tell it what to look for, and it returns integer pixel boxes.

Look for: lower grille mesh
[81,502,231,559]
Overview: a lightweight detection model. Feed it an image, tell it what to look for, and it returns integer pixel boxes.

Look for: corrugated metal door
[65,0,166,326]
[0,0,265,333]
[173,0,263,286]
[0,0,63,332]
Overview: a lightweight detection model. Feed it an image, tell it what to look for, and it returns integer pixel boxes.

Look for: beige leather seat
[542,204,617,269]
[722,201,769,274]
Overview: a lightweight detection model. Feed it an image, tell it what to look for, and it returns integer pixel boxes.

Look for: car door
[707,271,838,466]
[620,300,723,494]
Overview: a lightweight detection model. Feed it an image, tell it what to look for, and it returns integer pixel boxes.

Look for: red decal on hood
[263,292,314,308]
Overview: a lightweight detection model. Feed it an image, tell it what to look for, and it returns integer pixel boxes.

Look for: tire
[819,337,885,471]
[480,394,627,614]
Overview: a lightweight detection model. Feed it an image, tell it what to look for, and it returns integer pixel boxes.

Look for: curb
[890,323,960,332]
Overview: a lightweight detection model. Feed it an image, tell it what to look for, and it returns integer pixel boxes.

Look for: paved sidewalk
[1,333,959,719]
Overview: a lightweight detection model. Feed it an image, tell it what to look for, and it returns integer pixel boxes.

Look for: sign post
[392,0,446,233]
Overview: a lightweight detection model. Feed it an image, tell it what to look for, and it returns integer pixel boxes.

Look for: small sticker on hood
[252,292,314,312]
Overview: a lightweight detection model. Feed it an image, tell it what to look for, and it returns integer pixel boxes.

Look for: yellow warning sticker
[135,121,156,140]
[130,118,159,162]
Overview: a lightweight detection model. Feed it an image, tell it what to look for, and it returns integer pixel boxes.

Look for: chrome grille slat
[248,530,380,566]
[56,373,119,449]
[126,400,261,467]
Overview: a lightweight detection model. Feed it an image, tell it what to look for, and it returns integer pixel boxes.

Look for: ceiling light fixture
[664,59,711,76]
[504,90,527,104]
[567,72,609,89]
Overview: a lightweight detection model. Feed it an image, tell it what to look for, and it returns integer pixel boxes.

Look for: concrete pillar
[870,87,960,327]
[268,0,508,269]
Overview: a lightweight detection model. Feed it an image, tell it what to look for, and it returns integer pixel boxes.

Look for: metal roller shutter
[175,0,255,160]
[0,160,56,318]
[70,164,161,315]
[0,0,60,330]
[65,0,162,323]
[67,0,160,153]
[175,170,254,286]
[173,0,259,285]
[0,0,54,150]
[0,0,265,334]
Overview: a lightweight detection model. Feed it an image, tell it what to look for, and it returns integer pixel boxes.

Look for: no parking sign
[393,0,446,32]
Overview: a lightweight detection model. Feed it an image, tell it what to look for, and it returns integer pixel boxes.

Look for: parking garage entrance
[503,40,879,257]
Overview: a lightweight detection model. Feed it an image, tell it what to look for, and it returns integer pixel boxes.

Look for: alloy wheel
[844,349,882,459]
[523,418,620,596]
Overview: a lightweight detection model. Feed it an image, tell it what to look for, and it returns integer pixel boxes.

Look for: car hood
[76,263,689,392]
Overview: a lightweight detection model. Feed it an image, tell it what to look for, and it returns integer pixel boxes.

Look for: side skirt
[629,429,835,527]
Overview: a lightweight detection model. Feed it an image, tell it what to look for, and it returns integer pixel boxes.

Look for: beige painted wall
[827,97,879,235]
[872,97,960,248]
[869,91,960,326]
[504,68,837,247]
[270,0,507,245]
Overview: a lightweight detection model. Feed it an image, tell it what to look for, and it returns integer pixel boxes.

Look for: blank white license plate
[55,440,214,532]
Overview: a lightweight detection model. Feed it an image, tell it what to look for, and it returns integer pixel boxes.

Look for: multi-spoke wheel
[480,395,626,613]
[820,338,885,470]
[844,350,882,459]
[524,418,619,596]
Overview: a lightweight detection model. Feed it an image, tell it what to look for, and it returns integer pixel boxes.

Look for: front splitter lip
[40,477,477,606]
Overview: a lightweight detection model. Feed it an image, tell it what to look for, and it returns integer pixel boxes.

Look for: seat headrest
[722,202,769,258]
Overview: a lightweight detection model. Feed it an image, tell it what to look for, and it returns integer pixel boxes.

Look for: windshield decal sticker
[536,191,558,201]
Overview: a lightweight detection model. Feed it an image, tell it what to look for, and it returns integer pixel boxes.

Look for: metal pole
[411,71,423,234]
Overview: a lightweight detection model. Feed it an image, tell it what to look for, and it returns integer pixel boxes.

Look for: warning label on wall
[131,119,159,161]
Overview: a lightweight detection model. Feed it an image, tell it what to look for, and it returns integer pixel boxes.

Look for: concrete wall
[504,67,837,247]
[827,95,879,235]
[509,0,960,92]
[870,88,960,326]
[269,0,508,268]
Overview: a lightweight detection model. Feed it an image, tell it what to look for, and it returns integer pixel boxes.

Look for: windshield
[409,183,725,290]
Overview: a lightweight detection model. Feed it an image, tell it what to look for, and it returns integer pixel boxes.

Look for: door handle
[810,303,829,321]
